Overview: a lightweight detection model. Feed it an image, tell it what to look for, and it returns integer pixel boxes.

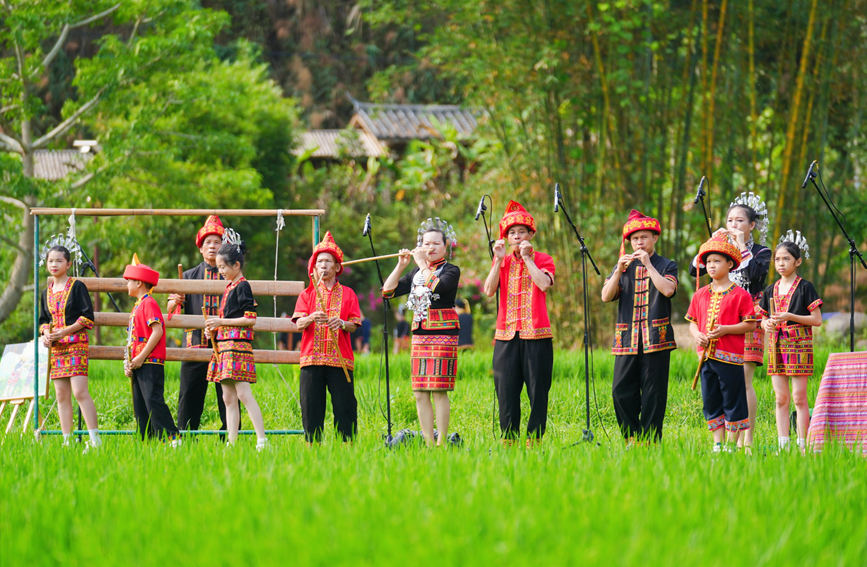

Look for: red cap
[621,209,661,240]
[698,233,743,270]
[307,231,344,277]
[196,215,225,248]
[499,200,536,238]
[123,264,160,287]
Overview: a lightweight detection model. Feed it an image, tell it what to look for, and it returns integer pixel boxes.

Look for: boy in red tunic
[686,234,756,452]
[483,201,555,444]
[123,256,180,443]
[291,232,362,443]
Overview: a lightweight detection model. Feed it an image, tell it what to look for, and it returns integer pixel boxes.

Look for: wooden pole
[30,208,325,217]
[94,312,297,332]
[78,277,305,296]
[88,345,299,364]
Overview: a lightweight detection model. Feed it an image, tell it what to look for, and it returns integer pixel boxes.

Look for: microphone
[693,176,707,204]
[801,160,818,189]
[474,196,486,221]
[553,183,561,213]
[362,213,371,237]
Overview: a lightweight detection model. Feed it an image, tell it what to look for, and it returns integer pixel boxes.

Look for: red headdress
[307,231,344,277]
[498,200,536,239]
[698,233,742,271]
[620,209,661,257]
[196,215,225,248]
[123,253,160,287]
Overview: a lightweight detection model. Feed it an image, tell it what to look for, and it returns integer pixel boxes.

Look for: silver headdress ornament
[730,191,769,245]
[779,229,810,259]
[417,217,458,249]
[39,233,84,267]
[222,227,243,253]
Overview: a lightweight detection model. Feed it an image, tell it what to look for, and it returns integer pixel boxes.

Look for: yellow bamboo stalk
[774,0,818,240]
[798,11,828,170]
[704,0,728,202]
[585,2,625,204]
[747,0,758,188]
[700,0,709,178]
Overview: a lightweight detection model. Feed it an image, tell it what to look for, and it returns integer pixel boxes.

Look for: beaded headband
[417,217,457,248]
[779,229,810,259]
[39,233,84,268]
[729,191,769,245]
[222,227,243,253]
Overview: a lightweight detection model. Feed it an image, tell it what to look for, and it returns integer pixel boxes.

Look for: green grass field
[2,348,866,566]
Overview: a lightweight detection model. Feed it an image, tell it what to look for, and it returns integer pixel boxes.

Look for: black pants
[493,337,553,439]
[132,363,179,440]
[701,359,748,430]
[299,365,357,443]
[177,360,228,432]
[612,347,671,441]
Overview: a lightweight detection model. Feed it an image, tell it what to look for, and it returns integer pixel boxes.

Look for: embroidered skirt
[49,341,89,380]
[207,340,256,383]
[744,326,765,366]
[410,334,458,391]
[767,325,814,377]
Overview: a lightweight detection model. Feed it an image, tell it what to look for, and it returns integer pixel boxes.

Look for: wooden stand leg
[22,400,34,434]
[5,400,23,434]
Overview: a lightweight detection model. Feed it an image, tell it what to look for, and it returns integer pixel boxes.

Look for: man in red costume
[483,201,555,445]
[291,232,362,443]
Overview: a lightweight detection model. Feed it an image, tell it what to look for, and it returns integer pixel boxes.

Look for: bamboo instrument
[311,271,352,383]
[691,310,718,391]
[342,251,411,267]
[167,264,183,320]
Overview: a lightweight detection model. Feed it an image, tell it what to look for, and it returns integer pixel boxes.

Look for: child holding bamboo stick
[204,233,267,450]
[758,232,823,452]
[686,234,756,452]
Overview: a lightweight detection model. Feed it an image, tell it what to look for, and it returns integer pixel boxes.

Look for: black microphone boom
[474,196,486,221]
[801,160,818,189]
[693,176,707,204]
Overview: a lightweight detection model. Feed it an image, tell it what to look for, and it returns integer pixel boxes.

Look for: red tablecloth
[807,351,867,455]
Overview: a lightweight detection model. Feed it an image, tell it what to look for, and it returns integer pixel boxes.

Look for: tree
[0,1,299,338]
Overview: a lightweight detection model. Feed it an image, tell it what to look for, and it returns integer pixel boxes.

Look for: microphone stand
[806,166,866,352]
[694,177,713,238]
[555,187,601,444]
[362,216,394,443]
[474,195,499,438]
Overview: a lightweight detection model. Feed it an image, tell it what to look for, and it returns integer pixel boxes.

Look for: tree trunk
[0,194,36,324]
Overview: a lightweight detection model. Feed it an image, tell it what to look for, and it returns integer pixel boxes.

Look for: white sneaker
[170,437,182,449]
[256,438,268,452]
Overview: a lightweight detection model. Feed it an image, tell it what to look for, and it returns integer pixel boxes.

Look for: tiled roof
[349,101,479,141]
[294,129,388,159]
[33,150,92,181]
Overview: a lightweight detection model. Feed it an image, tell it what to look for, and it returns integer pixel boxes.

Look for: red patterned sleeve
[535,252,555,285]
[343,287,363,326]
[739,290,758,322]
[685,289,701,324]
[142,298,163,329]
[291,288,313,322]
